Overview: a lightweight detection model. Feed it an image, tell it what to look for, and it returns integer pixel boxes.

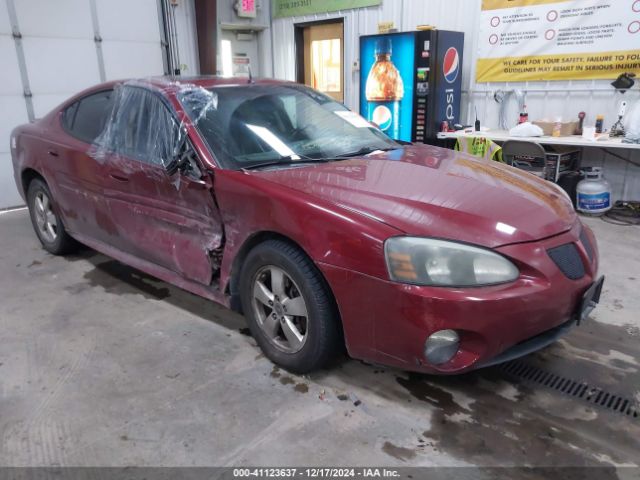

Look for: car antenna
[247,66,254,84]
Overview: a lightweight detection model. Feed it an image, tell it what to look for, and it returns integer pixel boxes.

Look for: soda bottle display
[365,38,404,139]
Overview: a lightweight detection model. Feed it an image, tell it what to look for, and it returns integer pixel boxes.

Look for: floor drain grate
[499,359,639,419]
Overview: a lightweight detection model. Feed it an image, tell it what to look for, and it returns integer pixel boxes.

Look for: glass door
[301,21,344,103]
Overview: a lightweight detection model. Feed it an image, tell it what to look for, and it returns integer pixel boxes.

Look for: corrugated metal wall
[271,0,640,201]
[171,0,200,75]
[0,0,165,209]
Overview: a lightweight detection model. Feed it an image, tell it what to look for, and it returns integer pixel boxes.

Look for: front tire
[27,178,77,255]
[239,239,341,373]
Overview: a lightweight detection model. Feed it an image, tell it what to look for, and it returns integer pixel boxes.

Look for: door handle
[109,171,129,182]
[47,150,59,157]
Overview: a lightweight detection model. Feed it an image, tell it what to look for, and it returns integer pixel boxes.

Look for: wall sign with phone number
[272,0,381,18]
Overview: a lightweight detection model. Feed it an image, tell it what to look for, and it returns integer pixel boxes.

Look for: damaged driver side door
[102,86,223,286]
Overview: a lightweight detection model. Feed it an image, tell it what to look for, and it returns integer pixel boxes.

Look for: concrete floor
[0,209,639,468]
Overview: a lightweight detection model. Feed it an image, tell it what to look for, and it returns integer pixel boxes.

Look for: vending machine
[359,30,464,143]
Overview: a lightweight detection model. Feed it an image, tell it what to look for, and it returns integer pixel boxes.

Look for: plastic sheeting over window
[88,80,218,179]
[91,83,184,168]
[178,84,219,126]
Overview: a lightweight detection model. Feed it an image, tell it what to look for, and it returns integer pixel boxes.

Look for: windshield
[177,84,399,169]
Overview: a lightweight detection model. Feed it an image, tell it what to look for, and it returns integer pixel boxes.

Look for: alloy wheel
[252,265,309,353]
[33,191,58,243]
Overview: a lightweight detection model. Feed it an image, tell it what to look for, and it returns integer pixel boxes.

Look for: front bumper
[318,221,600,374]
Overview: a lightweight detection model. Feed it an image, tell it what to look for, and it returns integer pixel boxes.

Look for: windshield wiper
[240,156,329,171]
[331,146,399,159]
[241,146,400,170]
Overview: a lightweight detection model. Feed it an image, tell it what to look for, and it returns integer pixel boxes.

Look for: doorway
[220,29,261,78]
[296,20,344,103]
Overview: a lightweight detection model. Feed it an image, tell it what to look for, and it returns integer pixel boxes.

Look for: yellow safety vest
[454,137,504,163]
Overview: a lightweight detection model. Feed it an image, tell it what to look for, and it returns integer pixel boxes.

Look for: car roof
[50,76,296,120]
[73,76,293,101]
[143,75,292,93]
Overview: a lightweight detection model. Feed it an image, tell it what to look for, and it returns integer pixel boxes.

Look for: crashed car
[11,77,603,374]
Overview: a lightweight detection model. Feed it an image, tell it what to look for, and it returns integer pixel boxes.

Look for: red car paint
[11,77,599,374]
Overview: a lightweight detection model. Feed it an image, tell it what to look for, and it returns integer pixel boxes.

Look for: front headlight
[385,237,519,287]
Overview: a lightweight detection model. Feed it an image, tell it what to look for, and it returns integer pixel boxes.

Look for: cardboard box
[532,121,579,136]
[544,147,581,182]
[504,145,581,182]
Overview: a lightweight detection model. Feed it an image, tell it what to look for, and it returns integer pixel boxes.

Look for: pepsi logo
[372,105,393,131]
[443,47,460,84]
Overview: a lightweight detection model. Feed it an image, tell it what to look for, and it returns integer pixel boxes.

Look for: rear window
[63,90,114,143]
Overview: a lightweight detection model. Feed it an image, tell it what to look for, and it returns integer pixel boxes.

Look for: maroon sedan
[11,77,603,374]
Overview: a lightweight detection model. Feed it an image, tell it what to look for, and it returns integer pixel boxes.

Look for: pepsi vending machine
[359,30,464,143]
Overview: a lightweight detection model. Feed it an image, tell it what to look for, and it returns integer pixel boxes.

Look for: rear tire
[27,178,77,255]
[239,239,341,373]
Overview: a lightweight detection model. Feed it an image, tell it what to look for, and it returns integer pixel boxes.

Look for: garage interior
[1,0,640,475]
[2,210,640,468]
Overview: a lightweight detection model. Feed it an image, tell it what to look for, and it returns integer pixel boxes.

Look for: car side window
[110,87,182,168]
[63,90,114,143]
[136,92,182,167]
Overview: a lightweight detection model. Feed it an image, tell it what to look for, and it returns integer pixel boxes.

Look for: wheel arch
[21,167,46,195]
[226,231,343,333]
[21,168,72,237]
[227,231,310,311]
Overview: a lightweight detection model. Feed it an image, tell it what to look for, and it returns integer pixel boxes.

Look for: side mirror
[166,142,202,180]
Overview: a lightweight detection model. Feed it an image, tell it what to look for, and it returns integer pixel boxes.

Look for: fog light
[424,330,459,365]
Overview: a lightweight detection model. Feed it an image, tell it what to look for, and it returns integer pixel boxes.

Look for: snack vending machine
[359,30,464,143]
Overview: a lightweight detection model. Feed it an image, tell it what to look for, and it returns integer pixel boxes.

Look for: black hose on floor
[600,201,640,226]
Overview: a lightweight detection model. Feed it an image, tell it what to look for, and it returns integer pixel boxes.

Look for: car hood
[251,144,576,248]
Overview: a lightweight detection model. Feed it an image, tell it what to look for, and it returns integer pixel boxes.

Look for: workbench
[436,130,640,161]
[437,130,640,149]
